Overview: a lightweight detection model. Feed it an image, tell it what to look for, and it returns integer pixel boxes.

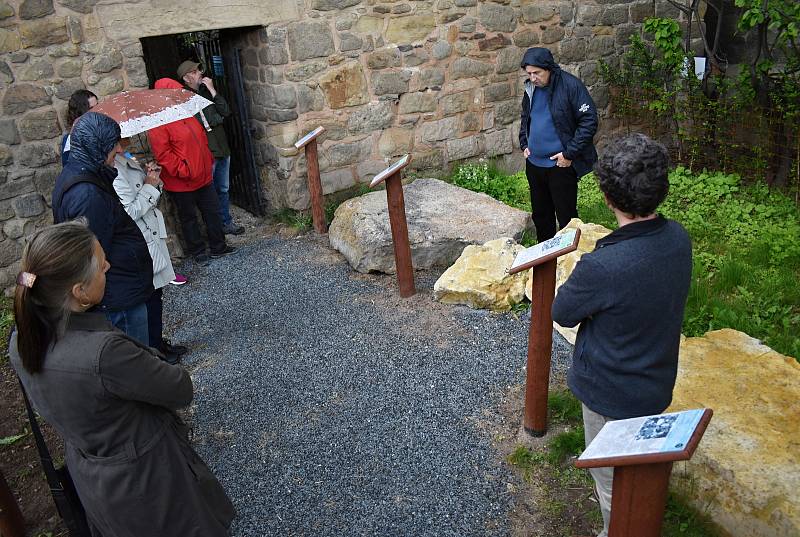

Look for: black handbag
[19,381,92,537]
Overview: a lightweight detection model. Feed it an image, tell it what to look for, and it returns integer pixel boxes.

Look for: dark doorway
[141,28,267,216]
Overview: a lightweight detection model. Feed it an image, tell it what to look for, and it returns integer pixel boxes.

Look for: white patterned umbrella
[91,89,213,138]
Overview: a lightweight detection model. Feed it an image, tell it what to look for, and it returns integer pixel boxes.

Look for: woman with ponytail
[10,221,235,536]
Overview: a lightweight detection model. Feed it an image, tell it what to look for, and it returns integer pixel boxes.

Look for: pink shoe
[170,273,188,286]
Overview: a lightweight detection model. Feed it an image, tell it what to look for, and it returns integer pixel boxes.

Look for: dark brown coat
[10,312,235,537]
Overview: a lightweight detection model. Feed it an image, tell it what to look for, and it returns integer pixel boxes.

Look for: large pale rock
[524,218,613,343]
[434,238,529,311]
[669,330,800,537]
[329,178,532,274]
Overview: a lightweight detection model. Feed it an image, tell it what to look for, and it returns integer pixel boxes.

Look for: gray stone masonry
[0,0,684,289]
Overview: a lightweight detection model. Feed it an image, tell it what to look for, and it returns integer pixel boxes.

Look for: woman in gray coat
[10,220,235,536]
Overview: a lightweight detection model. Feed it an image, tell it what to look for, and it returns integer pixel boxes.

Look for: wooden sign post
[508,229,581,436]
[576,408,713,537]
[0,469,25,537]
[294,126,327,234]
[369,155,415,298]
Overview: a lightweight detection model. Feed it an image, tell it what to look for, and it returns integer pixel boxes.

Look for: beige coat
[113,155,175,289]
[11,313,235,537]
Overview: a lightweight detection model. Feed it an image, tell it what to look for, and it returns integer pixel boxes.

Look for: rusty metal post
[384,173,416,298]
[0,469,25,537]
[524,258,557,436]
[304,138,327,234]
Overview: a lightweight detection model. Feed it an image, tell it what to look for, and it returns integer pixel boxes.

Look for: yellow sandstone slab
[669,329,800,537]
[434,237,529,312]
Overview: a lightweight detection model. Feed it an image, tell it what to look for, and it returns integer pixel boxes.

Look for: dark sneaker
[194,253,210,265]
[223,222,245,235]
[210,245,237,259]
[161,351,181,365]
[160,340,188,356]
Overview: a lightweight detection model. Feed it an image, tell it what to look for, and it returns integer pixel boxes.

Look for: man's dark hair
[67,90,98,127]
[594,133,670,217]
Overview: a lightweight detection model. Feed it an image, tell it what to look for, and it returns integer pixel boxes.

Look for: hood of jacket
[69,112,121,175]
[520,47,560,72]
[154,77,184,90]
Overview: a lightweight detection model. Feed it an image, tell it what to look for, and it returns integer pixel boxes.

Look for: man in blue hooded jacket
[52,112,154,345]
[519,47,598,241]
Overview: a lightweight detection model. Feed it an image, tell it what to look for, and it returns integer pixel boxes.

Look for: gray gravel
[164,233,574,537]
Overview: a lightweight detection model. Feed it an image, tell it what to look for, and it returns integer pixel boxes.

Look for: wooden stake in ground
[294,126,327,234]
[576,408,713,537]
[508,229,581,436]
[0,469,25,537]
[369,155,415,298]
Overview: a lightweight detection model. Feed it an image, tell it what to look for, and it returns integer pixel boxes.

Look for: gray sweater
[552,216,692,419]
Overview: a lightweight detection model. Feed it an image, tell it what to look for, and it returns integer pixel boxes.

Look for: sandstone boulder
[433,237,529,311]
[329,178,532,274]
[524,218,612,342]
[669,330,799,537]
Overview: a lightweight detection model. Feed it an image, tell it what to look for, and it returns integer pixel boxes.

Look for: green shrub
[451,161,531,212]
[451,164,800,360]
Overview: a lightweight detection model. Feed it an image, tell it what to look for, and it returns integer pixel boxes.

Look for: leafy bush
[453,164,800,360]
[451,161,531,212]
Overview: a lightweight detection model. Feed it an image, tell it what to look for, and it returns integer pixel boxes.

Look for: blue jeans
[212,156,232,226]
[105,302,149,345]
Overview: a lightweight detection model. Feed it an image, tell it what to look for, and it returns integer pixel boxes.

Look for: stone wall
[231,0,689,210]
[0,0,687,289]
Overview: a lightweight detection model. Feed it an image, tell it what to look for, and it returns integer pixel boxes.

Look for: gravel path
[164,233,574,537]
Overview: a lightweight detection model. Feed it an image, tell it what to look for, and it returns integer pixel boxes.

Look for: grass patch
[274,208,313,232]
[451,163,800,360]
[547,390,582,424]
[663,492,720,537]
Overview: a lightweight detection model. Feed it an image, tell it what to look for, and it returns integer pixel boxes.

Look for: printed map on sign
[510,229,578,272]
[579,409,706,461]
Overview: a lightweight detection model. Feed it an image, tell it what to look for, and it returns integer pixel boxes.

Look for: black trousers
[146,287,163,349]
[169,184,227,256]
[526,160,579,242]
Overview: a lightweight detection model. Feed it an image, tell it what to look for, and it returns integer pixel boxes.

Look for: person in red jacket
[147,78,235,264]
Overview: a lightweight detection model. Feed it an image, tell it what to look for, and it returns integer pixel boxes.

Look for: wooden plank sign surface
[294,126,325,149]
[370,155,410,188]
[577,408,712,468]
[509,228,580,274]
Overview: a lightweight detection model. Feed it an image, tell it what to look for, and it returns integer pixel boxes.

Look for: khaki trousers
[582,404,615,537]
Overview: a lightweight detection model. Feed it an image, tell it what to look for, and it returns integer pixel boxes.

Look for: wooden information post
[508,229,581,436]
[294,126,327,234]
[369,155,415,298]
[0,469,25,537]
[576,408,713,537]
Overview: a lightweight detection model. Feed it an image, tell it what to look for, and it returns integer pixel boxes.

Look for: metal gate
[142,29,267,216]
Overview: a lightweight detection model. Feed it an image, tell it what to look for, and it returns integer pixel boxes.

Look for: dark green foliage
[451,161,800,359]
[451,162,531,212]
[663,492,720,537]
[547,390,582,425]
[546,428,585,465]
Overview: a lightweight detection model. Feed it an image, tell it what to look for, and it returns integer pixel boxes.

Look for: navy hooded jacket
[52,112,154,312]
[519,48,598,178]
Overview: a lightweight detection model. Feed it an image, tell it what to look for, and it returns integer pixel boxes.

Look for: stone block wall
[1,0,151,288]
[0,0,688,289]
[241,0,685,211]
